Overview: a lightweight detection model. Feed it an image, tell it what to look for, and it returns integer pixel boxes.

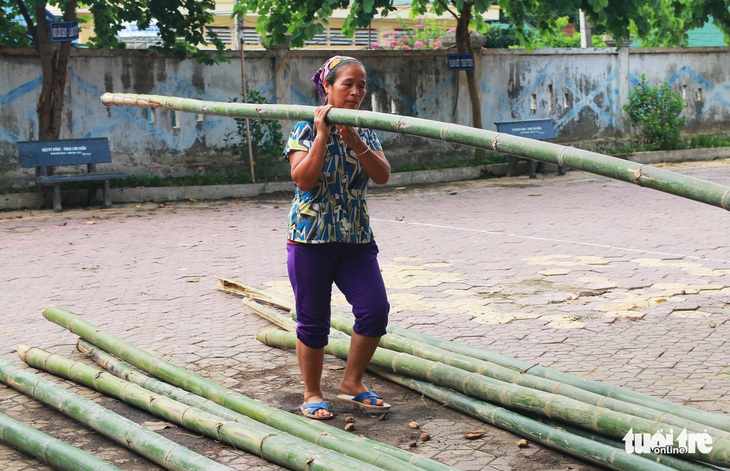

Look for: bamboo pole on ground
[384,324,730,435]
[100,92,730,212]
[0,411,122,471]
[17,345,383,471]
[41,305,457,471]
[257,328,730,468]
[0,358,234,471]
[369,367,718,471]
[74,339,428,471]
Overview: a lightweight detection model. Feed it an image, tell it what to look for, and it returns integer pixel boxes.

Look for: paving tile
[2,163,730,470]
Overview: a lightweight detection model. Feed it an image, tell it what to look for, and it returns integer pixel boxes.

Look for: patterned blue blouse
[283,121,383,244]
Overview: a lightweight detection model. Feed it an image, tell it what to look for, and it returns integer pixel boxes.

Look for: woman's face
[324,64,367,109]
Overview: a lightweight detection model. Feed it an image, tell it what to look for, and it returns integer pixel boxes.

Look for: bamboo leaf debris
[0,410,122,471]
[40,305,458,471]
[214,279,730,470]
[100,92,730,212]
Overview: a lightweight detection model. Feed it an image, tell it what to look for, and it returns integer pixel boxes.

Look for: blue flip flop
[300,401,334,420]
[336,391,391,410]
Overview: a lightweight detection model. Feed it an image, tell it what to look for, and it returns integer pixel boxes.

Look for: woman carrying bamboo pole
[284,56,392,419]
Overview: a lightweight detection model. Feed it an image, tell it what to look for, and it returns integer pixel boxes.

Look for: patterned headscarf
[311,55,358,101]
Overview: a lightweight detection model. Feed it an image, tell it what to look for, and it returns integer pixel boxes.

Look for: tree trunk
[455,2,485,158]
[35,1,76,142]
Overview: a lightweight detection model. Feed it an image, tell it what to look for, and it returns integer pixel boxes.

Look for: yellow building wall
[50,2,499,51]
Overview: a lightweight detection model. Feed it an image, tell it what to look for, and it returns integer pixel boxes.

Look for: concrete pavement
[1,159,729,470]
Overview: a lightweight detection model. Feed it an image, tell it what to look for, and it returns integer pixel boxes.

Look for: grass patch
[392,153,507,173]
[598,134,730,155]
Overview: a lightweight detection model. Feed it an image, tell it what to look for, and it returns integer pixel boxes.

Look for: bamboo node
[722,189,730,210]
[632,166,652,184]
[557,146,569,167]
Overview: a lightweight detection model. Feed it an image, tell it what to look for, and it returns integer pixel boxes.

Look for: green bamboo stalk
[0,411,122,471]
[384,324,730,435]
[41,305,457,471]
[100,92,730,212]
[0,357,233,471]
[72,341,429,471]
[369,367,717,471]
[257,328,730,468]
[17,345,382,471]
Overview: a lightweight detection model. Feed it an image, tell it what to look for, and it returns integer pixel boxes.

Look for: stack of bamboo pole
[215,279,730,471]
[0,305,459,471]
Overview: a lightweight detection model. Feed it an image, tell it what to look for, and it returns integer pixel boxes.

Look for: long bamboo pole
[369,367,717,471]
[0,411,122,471]
[257,328,730,468]
[41,305,457,471]
[100,92,730,211]
[0,358,234,471]
[17,345,383,471]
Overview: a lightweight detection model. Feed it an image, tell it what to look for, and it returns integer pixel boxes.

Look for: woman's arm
[336,125,391,185]
[289,106,333,192]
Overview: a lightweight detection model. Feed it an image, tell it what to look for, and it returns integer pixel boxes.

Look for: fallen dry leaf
[408,421,420,429]
[464,431,485,440]
[517,439,530,448]
[420,432,431,442]
[344,423,355,432]
[142,421,175,431]
[324,365,344,370]
[186,278,200,283]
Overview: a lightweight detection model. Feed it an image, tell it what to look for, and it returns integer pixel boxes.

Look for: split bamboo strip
[370,367,716,471]
[0,358,233,471]
[41,305,457,471]
[74,339,426,471]
[257,328,730,468]
[0,411,122,471]
[385,324,730,435]
[332,317,730,440]
[100,92,730,212]
[17,346,382,471]
[216,279,730,435]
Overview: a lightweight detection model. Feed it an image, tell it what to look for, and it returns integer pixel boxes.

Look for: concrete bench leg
[103,180,112,209]
[507,156,518,177]
[52,184,63,212]
[529,160,538,179]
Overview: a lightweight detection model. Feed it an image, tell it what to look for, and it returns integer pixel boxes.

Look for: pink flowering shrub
[378,17,447,50]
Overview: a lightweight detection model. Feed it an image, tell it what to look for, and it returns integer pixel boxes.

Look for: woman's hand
[335,125,391,185]
[336,124,368,155]
[289,105,333,192]
[314,105,333,140]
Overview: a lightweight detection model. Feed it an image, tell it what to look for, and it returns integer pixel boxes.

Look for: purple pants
[287,240,390,349]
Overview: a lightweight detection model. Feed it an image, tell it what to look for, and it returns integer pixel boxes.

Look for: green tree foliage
[623,75,686,150]
[225,89,285,180]
[0,0,226,141]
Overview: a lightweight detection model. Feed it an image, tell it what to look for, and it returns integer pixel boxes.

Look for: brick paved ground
[1,159,728,470]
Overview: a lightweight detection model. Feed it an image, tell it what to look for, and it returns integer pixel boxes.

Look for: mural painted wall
[1,46,729,181]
